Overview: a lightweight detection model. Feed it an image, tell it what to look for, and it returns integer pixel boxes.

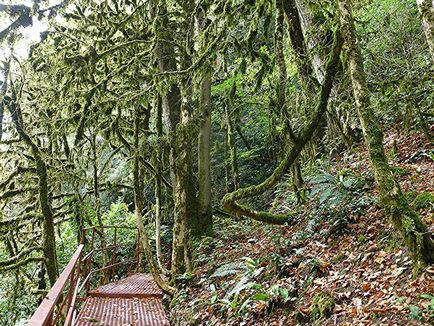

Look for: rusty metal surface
[88,273,163,299]
[75,297,170,326]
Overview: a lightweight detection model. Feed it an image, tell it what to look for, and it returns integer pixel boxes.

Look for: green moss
[412,192,434,210]
[404,191,417,203]
[357,235,367,244]
[331,253,346,264]
[389,140,398,159]
[391,166,407,176]
[337,168,354,177]
[311,291,335,321]
[370,312,380,320]
[377,230,403,252]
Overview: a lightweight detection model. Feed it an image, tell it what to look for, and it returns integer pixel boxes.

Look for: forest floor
[169,128,434,325]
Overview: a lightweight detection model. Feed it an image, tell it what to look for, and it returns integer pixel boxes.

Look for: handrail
[28,244,84,326]
[90,259,135,274]
[81,245,117,262]
[29,226,141,325]
[82,225,137,231]
[77,259,136,294]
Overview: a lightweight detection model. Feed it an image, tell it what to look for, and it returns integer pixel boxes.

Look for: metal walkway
[88,274,163,298]
[75,274,169,326]
[28,226,170,326]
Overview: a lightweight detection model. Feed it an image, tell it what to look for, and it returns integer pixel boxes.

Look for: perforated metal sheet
[75,297,170,326]
[89,273,163,299]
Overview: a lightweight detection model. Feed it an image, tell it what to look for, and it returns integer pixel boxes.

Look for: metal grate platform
[88,273,163,299]
[75,297,170,326]
[75,273,169,325]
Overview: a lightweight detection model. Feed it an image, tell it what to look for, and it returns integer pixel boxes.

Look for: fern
[308,170,366,208]
[210,261,247,278]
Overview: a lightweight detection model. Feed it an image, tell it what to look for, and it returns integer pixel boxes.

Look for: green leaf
[253,292,269,301]
[225,276,254,299]
[238,298,252,313]
[319,187,334,204]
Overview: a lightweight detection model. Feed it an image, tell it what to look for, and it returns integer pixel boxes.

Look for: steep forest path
[29,226,170,326]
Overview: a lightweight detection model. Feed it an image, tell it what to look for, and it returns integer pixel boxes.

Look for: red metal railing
[80,225,140,295]
[28,245,83,326]
[28,226,140,326]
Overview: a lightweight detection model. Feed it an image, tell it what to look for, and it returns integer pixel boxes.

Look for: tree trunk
[276,0,304,202]
[0,60,9,141]
[197,8,213,236]
[153,97,167,274]
[170,112,192,276]
[224,129,230,193]
[150,0,192,277]
[133,105,175,294]
[282,0,313,85]
[295,0,355,148]
[295,0,327,83]
[180,0,199,238]
[6,96,58,286]
[338,0,434,274]
[417,0,434,62]
[222,32,344,223]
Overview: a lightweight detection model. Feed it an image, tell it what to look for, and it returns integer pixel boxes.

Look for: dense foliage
[0,0,433,324]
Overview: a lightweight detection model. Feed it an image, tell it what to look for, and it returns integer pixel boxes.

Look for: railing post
[81,228,86,244]
[112,226,117,279]
[67,250,81,307]
[66,271,75,312]
[134,228,141,273]
[85,228,96,295]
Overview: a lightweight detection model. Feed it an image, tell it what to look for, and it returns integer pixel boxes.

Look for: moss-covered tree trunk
[282,0,313,85]
[153,97,167,274]
[6,95,58,286]
[150,0,192,277]
[276,0,304,202]
[295,0,328,83]
[37,155,58,287]
[133,105,175,295]
[90,131,107,279]
[179,0,199,239]
[170,115,192,276]
[0,60,9,141]
[295,0,355,148]
[222,32,344,223]
[197,6,213,236]
[338,0,434,274]
[417,0,434,62]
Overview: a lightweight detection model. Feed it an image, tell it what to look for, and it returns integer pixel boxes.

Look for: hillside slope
[170,128,434,325]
